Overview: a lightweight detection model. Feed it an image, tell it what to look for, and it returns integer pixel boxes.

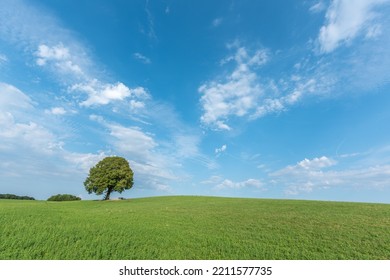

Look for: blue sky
[1,0,390,203]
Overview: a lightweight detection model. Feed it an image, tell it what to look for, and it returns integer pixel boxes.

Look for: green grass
[1,196,389,260]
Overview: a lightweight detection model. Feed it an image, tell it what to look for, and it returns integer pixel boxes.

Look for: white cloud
[0,1,88,79]
[215,121,232,131]
[89,116,178,190]
[297,156,337,169]
[109,124,158,161]
[36,44,69,65]
[248,50,269,66]
[215,144,227,156]
[89,113,216,190]
[272,156,336,176]
[0,83,57,155]
[0,83,104,179]
[286,79,316,104]
[199,4,389,129]
[0,2,150,110]
[45,107,67,115]
[34,43,149,108]
[35,44,149,108]
[0,82,33,110]
[36,44,84,75]
[0,1,215,196]
[250,98,285,119]
[71,80,149,107]
[221,179,263,189]
[130,100,146,110]
[216,178,264,190]
[0,113,103,177]
[133,52,151,64]
[63,152,106,173]
[199,43,330,129]
[199,46,268,130]
[201,175,264,191]
[78,82,130,106]
[0,112,60,155]
[270,155,390,195]
[107,122,203,180]
[318,0,390,53]
[108,123,177,190]
[131,87,149,98]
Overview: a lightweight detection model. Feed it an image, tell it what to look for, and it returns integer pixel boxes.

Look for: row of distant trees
[0,194,35,200]
[0,193,80,201]
[47,194,81,201]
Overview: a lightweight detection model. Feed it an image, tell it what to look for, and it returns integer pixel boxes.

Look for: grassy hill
[0,196,389,259]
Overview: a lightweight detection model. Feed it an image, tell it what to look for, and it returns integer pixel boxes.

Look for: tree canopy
[84,156,134,200]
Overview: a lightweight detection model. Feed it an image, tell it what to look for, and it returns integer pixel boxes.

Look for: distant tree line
[0,194,35,200]
[47,194,81,201]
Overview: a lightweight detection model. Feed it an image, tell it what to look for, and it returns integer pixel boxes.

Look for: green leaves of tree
[84,156,134,200]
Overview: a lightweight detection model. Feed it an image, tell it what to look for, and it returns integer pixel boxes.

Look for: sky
[1,0,390,203]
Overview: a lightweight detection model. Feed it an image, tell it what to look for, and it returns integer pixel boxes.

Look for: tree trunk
[103,188,112,200]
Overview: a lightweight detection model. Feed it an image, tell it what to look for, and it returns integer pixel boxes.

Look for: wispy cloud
[0,1,205,194]
[71,80,150,107]
[199,43,331,130]
[35,44,84,76]
[44,107,67,115]
[215,144,227,157]
[317,0,390,53]
[0,82,104,178]
[0,84,51,157]
[202,175,264,191]
[309,1,326,13]
[310,0,390,93]
[200,0,390,131]
[144,0,157,41]
[0,1,92,80]
[0,114,59,156]
[0,54,8,63]
[0,1,148,109]
[35,44,149,108]
[199,44,268,130]
[212,17,223,27]
[89,115,207,192]
[172,133,218,170]
[216,178,263,190]
[296,156,337,169]
[89,103,217,187]
[1,82,179,194]
[270,154,390,195]
[0,82,33,111]
[133,52,151,64]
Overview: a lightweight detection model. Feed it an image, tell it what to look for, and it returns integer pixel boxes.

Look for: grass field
[1,196,389,260]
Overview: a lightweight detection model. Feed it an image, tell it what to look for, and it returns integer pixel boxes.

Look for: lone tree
[84,156,134,200]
